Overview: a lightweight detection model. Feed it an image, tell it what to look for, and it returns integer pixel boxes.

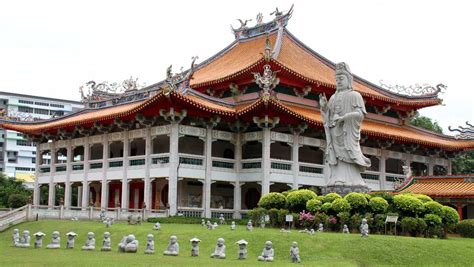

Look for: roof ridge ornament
[379,80,446,98]
[231,4,293,40]
[449,121,474,140]
[162,56,199,95]
[253,63,280,101]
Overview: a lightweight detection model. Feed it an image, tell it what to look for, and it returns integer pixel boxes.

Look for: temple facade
[1,9,473,219]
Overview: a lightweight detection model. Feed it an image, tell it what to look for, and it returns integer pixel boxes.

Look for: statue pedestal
[321,184,369,196]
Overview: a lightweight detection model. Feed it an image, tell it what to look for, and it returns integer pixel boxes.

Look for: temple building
[1,9,473,219]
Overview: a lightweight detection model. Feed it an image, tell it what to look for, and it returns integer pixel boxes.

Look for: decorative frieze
[110,132,124,141]
[56,140,67,148]
[151,125,171,136]
[387,151,403,160]
[179,125,206,138]
[39,143,51,150]
[362,147,381,156]
[129,129,145,139]
[298,136,324,148]
[434,158,447,166]
[243,131,263,142]
[73,138,84,146]
[212,130,235,142]
[91,135,103,144]
[412,155,427,163]
[270,132,294,143]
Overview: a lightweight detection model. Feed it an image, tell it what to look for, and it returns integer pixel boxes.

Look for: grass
[1,220,474,266]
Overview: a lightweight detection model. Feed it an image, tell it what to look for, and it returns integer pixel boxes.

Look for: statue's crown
[335,62,351,76]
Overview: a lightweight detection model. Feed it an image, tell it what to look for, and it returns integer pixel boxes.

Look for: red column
[456,203,463,220]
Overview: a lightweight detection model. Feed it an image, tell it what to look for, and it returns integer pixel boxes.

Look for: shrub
[286,189,317,212]
[372,214,386,233]
[393,194,425,216]
[306,199,322,214]
[414,194,433,203]
[441,206,459,227]
[7,194,27,208]
[267,208,289,227]
[344,192,368,212]
[314,212,329,227]
[247,207,267,223]
[424,213,442,227]
[349,213,364,231]
[322,193,341,203]
[321,202,332,213]
[368,197,389,213]
[337,211,351,227]
[299,210,315,228]
[331,198,351,213]
[401,217,427,236]
[456,219,474,238]
[424,201,443,217]
[258,192,287,210]
[370,191,394,204]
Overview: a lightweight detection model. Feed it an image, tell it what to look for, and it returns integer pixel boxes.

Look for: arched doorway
[161,184,169,208]
[245,187,260,209]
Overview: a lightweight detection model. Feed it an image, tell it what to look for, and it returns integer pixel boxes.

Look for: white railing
[212,157,236,171]
[241,158,262,171]
[362,170,381,181]
[299,162,324,176]
[151,153,170,165]
[107,157,124,168]
[270,159,293,174]
[0,205,28,232]
[71,161,85,172]
[179,153,205,169]
[177,207,204,218]
[128,155,146,168]
[89,159,104,171]
[211,209,234,219]
[54,163,67,173]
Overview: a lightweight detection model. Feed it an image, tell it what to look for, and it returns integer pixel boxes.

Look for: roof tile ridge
[0,108,90,126]
[181,87,235,107]
[271,27,284,60]
[405,124,473,141]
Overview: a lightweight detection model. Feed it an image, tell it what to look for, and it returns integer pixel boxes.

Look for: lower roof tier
[400,175,474,198]
[1,89,473,151]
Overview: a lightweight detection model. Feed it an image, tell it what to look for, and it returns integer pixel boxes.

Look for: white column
[121,130,129,210]
[81,136,90,209]
[33,143,41,206]
[204,126,213,218]
[168,122,179,215]
[77,185,83,207]
[379,150,386,190]
[447,159,453,175]
[101,133,109,209]
[291,133,300,189]
[64,139,72,209]
[144,126,152,210]
[48,141,56,207]
[428,159,434,176]
[261,128,271,195]
[233,181,241,219]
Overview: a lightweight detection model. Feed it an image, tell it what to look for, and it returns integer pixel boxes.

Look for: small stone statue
[153,222,161,231]
[260,216,266,228]
[257,241,274,262]
[201,219,206,227]
[290,241,301,263]
[210,238,226,259]
[236,239,248,260]
[65,232,77,249]
[360,218,369,238]
[33,232,46,248]
[219,214,226,225]
[163,235,179,256]
[103,217,113,228]
[190,237,201,257]
[309,228,315,235]
[47,231,61,249]
[82,232,96,250]
[12,229,20,246]
[101,232,112,251]
[280,228,291,233]
[318,223,324,232]
[246,220,253,231]
[118,234,139,253]
[17,230,31,248]
[230,221,236,230]
[343,224,350,234]
[213,222,218,229]
[144,234,155,254]
[207,220,213,230]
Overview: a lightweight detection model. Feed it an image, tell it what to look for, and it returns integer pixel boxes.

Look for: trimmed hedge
[322,193,341,203]
[286,189,317,212]
[331,198,351,213]
[258,192,286,210]
[368,197,389,213]
[456,219,474,238]
[344,192,368,211]
[306,199,322,214]
[393,194,425,216]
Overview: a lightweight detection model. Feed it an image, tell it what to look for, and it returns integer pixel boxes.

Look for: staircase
[0,205,29,232]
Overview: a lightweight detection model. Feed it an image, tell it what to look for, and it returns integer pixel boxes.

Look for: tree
[0,173,32,208]
[409,113,443,134]
[453,151,474,174]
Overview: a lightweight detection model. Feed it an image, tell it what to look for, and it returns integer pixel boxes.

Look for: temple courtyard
[1,220,473,266]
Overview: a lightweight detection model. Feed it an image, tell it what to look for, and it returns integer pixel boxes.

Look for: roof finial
[263,35,273,61]
[449,122,474,140]
[256,12,263,25]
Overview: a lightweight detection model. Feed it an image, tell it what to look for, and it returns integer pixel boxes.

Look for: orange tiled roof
[401,176,474,198]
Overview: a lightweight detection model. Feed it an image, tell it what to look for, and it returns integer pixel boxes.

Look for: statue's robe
[322,89,371,187]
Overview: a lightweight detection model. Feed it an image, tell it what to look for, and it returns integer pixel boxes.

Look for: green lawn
[1,220,473,266]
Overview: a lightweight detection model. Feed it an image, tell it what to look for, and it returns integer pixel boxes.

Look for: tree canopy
[409,113,443,134]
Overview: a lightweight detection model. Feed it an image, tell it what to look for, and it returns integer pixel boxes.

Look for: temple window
[179,136,204,155]
[109,141,123,158]
[90,143,103,160]
[40,150,51,165]
[385,158,404,174]
[270,141,291,160]
[129,138,145,156]
[366,155,380,171]
[212,140,235,159]
[242,141,262,159]
[55,148,67,164]
[72,146,84,162]
[410,162,428,176]
[434,165,447,175]
[152,135,170,154]
[299,146,324,164]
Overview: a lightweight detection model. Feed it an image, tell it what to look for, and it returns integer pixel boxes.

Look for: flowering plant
[299,210,315,227]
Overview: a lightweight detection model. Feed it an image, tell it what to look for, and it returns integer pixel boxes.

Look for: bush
[414,194,433,203]
[7,194,27,208]
[441,206,459,227]
[344,192,368,212]
[247,207,267,223]
[424,201,443,217]
[337,212,351,227]
[286,189,317,212]
[368,197,389,213]
[349,213,364,231]
[400,217,427,236]
[424,213,442,227]
[372,214,386,233]
[258,192,287,210]
[321,202,332,213]
[370,191,394,204]
[267,208,289,227]
[314,212,329,227]
[393,194,425,216]
[331,198,351,213]
[306,199,322,214]
[322,193,341,203]
[456,219,474,238]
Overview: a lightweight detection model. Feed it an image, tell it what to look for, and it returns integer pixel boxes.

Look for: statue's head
[292,241,297,248]
[147,234,154,241]
[23,230,30,237]
[265,241,273,249]
[52,231,59,238]
[13,229,19,234]
[232,221,235,225]
[170,235,177,244]
[126,234,135,243]
[104,232,110,238]
[335,62,353,91]
[362,218,367,224]
[217,238,225,246]
[87,232,94,239]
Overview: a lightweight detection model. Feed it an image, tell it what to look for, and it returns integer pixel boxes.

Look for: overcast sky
[1,0,473,135]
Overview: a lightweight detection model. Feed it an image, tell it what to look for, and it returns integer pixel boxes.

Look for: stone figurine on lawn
[190,237,201,257]
[65,232,77,249]
[318,223,324,232]
[118,234,139,253]
[82,232,96,250]
[163,235,179,256]
[290,241,301,263]
[207,220,213,230]
[210,238,226,259]
[230,221,236,230]
[219,214,226,225]
[201,219,206,227]
[247,220,253,231]
[360,218,369,238]
[17,230,31,248]
[101,232,112,251]
[47,231,61,249]
[144,234,155,254]
[343,224,350,234]
[12,229,20,246]
[257,241,275,262]
[33,232,46,248]
[153,222,161,231]
[236,239,248,260]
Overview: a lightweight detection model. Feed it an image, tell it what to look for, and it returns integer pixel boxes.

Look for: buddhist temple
[1,7,473,219]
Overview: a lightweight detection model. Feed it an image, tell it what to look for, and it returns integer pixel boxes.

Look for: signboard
[285,215,294,222]
[385,215,398,224]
